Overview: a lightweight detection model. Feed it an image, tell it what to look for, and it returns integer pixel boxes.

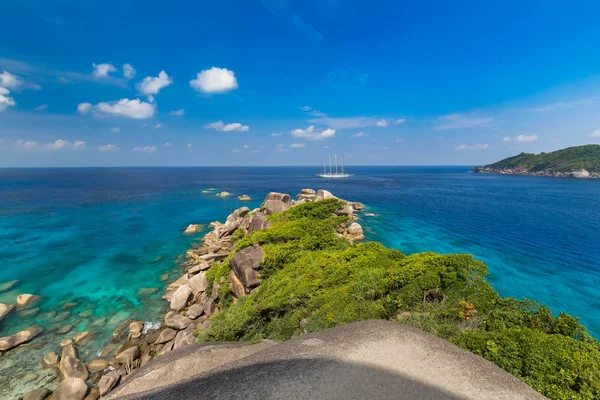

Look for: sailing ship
[317,154,352,178]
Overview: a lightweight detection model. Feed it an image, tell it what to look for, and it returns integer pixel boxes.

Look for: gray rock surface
[170,285,192,312]
[229,244,264,292]
[0,326,43,351]
[52,377,87,400]
[247,212,270,233]
[263,199,290,215]
[164,311,192,330]
[22,387,51,400]
[112,321,545,400]
[262,192,291,204]
[99,371,121,396]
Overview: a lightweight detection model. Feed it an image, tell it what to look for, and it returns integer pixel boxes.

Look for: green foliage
[196,198,599,400]
[452,328,600,399]
[488,144,600,172]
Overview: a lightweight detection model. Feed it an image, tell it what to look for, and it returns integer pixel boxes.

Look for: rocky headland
[472,144,600,178]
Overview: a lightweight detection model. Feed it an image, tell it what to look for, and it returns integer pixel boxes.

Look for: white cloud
[376,119,389,127]
[163,142,172,147]
[0,70,23,89]
[110,127,120,133]
[290,143,306,148]
[137,70,172,96]
[156,124,162,129]
[503,136,512,142]
[530,102,573,112]
[205,121,249,132]
[291,125,335,140]
[34,104,48,111]
[456,143,490,151]
[93,98,155,119]
[298,106,327,117]
[92,63,116,78]
[77,102,92,114]
[132,146,157,153]
[270,132,282,137]
[589,130,600,137]
[308,116,387,130]
[0,87,16,110]
[395,119,406,124]
[187,143,192,148]
[274,144,286,152]
[515,134,538,142]
[170,109,185,116]
[433,113,494,131]
[298,106,311,112]
[99,144,119,152]
[123,64,136,79]
[353,131,366,138]
[15,139,86,151]
[190,67,238,94]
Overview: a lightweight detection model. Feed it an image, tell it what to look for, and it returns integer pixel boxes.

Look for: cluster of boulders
[18,188,366,399]
[472,166,600,178]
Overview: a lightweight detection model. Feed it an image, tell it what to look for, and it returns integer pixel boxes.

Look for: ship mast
[335,154,338,174]
[323,160,326,174]
[341,157,344,174]
[329,156,332,174]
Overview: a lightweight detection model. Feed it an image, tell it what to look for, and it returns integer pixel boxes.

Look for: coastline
[11,188,365,399]
[472,166,600,178]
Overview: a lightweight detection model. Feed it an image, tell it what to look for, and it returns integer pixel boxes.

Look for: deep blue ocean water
[1,166,599,397]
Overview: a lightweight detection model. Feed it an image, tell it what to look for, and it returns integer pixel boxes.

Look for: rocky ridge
[19,188,365,399]
[472,166,599,178]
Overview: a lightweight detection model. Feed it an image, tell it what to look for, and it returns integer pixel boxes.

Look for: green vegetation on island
[473,144,600,177]
[198,198,600,400]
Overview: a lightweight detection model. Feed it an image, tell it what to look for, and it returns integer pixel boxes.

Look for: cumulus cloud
[92,63,116,78]
[99,144,119,152]
[433,113,494,131]
[353,132,366,138]
[503,136,512,142]
[291,125,335,140]
[132,146,157,153]
[515,134,539,142]
[0,87,16,110]
[274,144,286,152]
[155,124,162,129]
[395,119,406,124]
[170,109,185,116]
[205,121,249,132]
[110,127,120,133]
[231,144,263,153]
[376,119,389,127]
[15,139,86,151]
[308,116,388,130]
[123,63,136,79]
[137,70,172,96]
[163,142,172,147]
[270,132,282,137]
[589,130,600,137]
[77,102,92,114]
[455,144,490,151]
[0,70,23,89]
[298,106,327,117]
[187,143,192,148]
[190,67,238,94]
[289,143,306,148]
[80,98,155,119]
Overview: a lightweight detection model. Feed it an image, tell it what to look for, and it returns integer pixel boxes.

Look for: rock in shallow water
[0,302,14,321]
[183,224,202,235]
[87,358,109,372]
[0,326,43,351]
[41,351,59,369]
[0,279,19,293]
[16,293,40,308]
[59,355,89,381]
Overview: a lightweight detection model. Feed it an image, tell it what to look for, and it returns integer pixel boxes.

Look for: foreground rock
[59,355,89,381]
[0,326,43,351]
[99,371,121,397]
[106,321,543,400]
[52,377,87,400]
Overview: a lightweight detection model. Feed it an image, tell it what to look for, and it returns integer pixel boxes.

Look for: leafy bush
[197,198,599,399]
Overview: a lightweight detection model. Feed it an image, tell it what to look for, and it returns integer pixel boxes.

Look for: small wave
[142,321,161,334]
[365,213,377,217]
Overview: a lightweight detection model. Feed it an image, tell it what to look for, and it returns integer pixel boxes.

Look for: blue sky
[1,0,600,166]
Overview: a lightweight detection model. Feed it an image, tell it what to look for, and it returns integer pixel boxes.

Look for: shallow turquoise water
[1,166,599,398]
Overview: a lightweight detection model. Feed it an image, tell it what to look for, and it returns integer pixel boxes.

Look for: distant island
[473,144,600,178]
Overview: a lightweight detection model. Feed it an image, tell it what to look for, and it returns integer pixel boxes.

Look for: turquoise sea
[1,166,600,398]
